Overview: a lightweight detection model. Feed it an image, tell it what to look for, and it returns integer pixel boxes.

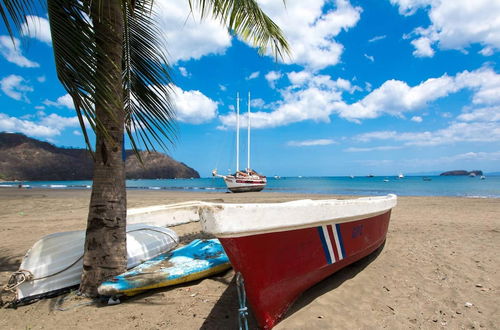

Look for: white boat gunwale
[199,194,397,238]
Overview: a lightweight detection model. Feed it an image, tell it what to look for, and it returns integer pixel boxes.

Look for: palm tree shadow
[200,242,385,329]
[0,249,21,272]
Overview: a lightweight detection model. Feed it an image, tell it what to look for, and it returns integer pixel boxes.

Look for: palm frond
[189,0,290,60]
[123,0,176,155]
[0,0,40,39]
[47,0,176,155]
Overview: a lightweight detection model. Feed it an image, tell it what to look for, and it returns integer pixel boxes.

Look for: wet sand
[0,188,498,329]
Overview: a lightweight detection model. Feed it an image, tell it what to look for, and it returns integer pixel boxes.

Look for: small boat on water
[212,92,266,193]
[398,173,404,179]
[7,224,178,304]
[199,194,397,329]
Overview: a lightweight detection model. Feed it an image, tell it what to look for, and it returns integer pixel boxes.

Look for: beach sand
[0,188,498,329]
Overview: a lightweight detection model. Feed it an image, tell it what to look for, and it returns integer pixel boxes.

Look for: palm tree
[1,0,289,296]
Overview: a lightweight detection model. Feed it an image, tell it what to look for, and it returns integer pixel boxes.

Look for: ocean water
[1,175,499,198]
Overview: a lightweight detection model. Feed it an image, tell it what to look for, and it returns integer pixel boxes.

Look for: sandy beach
[0,188,498,329]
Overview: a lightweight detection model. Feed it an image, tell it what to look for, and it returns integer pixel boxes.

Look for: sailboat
[213,92,266,193]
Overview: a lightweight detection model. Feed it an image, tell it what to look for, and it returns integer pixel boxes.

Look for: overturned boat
[7,224,178,304]
[199,194,397,329]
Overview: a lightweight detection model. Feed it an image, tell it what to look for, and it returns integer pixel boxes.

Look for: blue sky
[1,0,499,177]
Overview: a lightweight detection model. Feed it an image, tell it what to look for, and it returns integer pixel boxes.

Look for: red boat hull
[219,210,391,329]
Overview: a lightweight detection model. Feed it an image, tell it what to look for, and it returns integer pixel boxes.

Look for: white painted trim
[199,194,397,238]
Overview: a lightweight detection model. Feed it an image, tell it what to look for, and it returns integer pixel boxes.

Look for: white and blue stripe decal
[317,224,346,264]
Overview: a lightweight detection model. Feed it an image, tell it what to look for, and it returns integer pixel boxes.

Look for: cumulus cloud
[218,67,500,129]
[457,106,500,122]
[0,112,79,138]
[337,67,500,121]
[0,75,34,101]
[344,146,402,152]
[170,85,218,124]
[154,1,231,63]
[43,94,75,109]
[265,71,282,88]
[178,67,189,77]
[411,116,423,122]
[246,71,260,80]
[411,37,434,57]
[258,0,362,70]
[391,0,500,57]
[21,16,52,44]
[288,139,336,147]
[353,121,500,147]
[0,36,39,68]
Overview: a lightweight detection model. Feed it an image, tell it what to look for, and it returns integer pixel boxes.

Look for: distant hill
[0,132,199,181]
[439,170,483,176]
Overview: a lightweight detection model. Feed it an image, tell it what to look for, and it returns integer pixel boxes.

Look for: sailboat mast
[247,91,251,171]
[236,92,240,172]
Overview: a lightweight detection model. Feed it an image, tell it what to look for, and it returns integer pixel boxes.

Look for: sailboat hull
[223,175,266,193]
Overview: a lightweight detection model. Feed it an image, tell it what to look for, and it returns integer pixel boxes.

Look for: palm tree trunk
[80,1,126,297]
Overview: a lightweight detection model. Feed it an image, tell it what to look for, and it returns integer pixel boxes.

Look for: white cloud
[154,1,231,63]
[344,145,402,152]
[411,37,434,57]
[288,139,336,147]
[219,84,227,91]
[353,122,500,147]
[265,71,282,88]
[364,54,374,62]
[178,67,189,77]
[0,112,79,138]
[441,151,500,162]
[37,76,46,83]
[170,85,217,124]
[391,0,500,57]
[259,0,362,70]
[0,36,39,68]
[43,94,75,109]
[246,71,260,80]
[411,116,423,122]
[457,106,500,122]
[250,98,266,108]
[368,35,386,42]
[21,16,52,44]
[0,75,33,101]
[218,67,500,129]
[479,47,494,56]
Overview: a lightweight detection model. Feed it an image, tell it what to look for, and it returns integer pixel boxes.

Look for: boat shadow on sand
[200,241,386,329]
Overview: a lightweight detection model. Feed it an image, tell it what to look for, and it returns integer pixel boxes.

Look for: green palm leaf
[190,0,290,60]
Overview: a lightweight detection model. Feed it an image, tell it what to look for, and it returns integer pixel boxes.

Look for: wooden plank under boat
[199,194,397,329]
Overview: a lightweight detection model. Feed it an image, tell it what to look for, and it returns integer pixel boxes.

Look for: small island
[439,170,483,176]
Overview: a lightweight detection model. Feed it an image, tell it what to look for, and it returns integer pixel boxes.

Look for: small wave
[50,184,67,188]
[0,184,14,187]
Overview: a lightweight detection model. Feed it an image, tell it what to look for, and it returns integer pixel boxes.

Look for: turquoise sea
[1,175,499,198]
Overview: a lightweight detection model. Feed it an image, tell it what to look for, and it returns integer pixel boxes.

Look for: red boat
[200,194,397,328]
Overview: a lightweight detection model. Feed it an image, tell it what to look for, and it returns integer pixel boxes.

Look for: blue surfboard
[98,239,231,296]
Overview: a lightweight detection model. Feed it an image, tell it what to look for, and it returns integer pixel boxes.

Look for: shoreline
[1,189,499,329]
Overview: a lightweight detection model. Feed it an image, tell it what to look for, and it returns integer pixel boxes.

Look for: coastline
[0,189,499,329]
